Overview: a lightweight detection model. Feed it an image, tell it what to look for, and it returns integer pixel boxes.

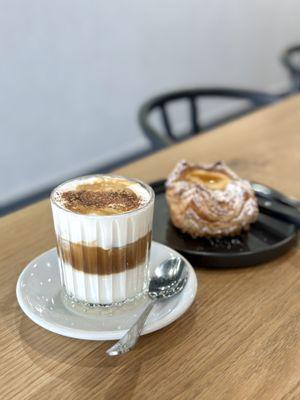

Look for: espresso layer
[57,232,151,275]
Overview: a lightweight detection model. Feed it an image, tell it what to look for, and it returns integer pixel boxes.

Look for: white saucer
[16,241,198,340]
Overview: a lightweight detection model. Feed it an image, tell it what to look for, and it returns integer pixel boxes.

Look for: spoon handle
[252,182,300,210]
[257,198,300,228]
[106,299,155,356]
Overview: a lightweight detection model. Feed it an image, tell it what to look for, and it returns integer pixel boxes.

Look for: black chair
[138,88,282,149]
[282,45,300,92]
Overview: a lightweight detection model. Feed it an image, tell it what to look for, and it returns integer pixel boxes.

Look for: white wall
[1,0,299,206]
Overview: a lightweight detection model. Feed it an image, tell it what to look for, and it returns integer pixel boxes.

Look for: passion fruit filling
[181,169,231,190]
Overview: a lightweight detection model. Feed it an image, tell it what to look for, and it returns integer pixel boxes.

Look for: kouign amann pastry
[165,160,259,237]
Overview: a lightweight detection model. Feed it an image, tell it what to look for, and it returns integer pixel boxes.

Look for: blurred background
[1,0,300,214]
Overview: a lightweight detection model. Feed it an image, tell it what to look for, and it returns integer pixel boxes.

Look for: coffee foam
[51,175,154,249]
[53,176,150,215]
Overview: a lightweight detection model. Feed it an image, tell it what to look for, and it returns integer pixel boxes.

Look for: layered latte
[51,175,154,306]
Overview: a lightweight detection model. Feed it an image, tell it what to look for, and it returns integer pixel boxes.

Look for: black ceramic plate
[151,180,297,268]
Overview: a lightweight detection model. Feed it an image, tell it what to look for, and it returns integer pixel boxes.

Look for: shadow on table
[16,301,198,399]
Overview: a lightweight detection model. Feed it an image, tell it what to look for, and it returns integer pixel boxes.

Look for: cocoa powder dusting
[61,189,141,214]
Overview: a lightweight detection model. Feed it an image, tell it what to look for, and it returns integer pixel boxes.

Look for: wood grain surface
[1,95,300,400]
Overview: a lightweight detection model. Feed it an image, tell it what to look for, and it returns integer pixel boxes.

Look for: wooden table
[1,95,300,400]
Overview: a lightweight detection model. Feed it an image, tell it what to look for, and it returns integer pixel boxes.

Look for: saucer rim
[16,241,198,341]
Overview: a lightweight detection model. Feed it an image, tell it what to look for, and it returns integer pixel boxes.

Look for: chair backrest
[282,45,300,91]
[138,88,281,149]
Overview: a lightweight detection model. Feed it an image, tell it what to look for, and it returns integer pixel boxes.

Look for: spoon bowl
[149,257,188,299]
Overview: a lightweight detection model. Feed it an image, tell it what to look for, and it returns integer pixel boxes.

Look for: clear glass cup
[50,175,154,307]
